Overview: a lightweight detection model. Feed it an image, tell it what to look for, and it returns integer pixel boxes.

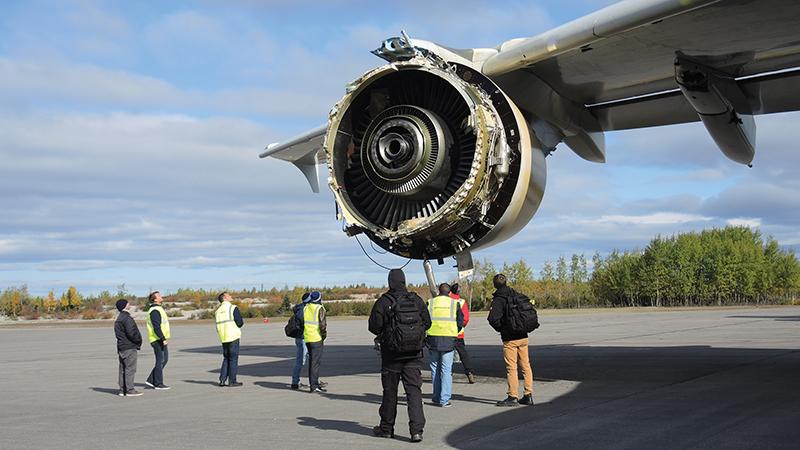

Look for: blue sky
[2,0,799,296]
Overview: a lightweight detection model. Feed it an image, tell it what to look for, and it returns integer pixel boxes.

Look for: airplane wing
[259,124,326,193]
[482,0,800,164]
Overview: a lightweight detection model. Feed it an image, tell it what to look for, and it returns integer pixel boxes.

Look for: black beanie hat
[115,299,128,312]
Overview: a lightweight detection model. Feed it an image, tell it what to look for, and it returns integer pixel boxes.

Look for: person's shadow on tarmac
[296,416,374,437]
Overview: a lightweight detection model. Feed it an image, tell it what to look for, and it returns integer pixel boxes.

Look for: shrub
[81,309,98,320]
[98,311,113,319]
[166,309,183,318]
[192,310,215,320]
[324,301,375,316]
[21,305,40,320]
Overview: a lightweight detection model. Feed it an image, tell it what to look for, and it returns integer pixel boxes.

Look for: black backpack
[284,305,304,338]
[382,292,426,353]
[504,289,540,334]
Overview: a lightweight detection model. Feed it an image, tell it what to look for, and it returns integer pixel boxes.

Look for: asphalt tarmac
[1,307,798,449]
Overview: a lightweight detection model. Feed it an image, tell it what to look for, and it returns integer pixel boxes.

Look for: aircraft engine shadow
[181,343,800,447]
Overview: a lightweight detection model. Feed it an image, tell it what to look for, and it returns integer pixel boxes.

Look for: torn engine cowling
[325,50,546,261]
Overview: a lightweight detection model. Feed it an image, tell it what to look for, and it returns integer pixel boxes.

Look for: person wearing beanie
[303,290,327,393]
[450,283,476,384]
[114,299,143,397]
[369,268,431,443]
[290,292,311,389]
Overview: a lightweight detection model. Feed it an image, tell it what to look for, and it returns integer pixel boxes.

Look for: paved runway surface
[1,307,798,449]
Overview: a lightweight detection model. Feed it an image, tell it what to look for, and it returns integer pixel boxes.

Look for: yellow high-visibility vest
[146,305,171,343]
[215,301,241,343]
[303,303,324,343]
[427,295,458,337]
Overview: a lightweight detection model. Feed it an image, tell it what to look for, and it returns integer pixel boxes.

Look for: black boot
[372,426,394,438]
[496,396,519,407]
[518,394,534,405]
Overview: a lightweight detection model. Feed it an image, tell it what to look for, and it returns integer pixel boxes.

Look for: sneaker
[228,382,243,387]
[518,394,534,405]
[467,373,476,384]
[219,381,227,387]
[125,389,143,397]
[290,384,300,390]
[496,396,519,407]
[118,390,125,397]
[440,401,452,408]
[144,381,155,388]
[154,384,171,390]
[310,386,327,393]
[410,433,423,443]
[372,426,393,438]
[319,380,328,388]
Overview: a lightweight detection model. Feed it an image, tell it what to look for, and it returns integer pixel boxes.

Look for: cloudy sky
[2,0,798,296]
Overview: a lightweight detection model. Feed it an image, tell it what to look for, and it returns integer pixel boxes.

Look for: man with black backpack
[487,274,538,407]
[368,268,431,443]
[287,293,310,390]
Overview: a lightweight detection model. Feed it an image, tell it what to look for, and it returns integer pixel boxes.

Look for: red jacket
[449,292,469,339]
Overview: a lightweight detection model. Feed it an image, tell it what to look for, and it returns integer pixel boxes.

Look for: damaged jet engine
[325,41,546,262]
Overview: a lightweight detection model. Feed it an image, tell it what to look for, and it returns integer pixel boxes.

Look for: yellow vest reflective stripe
[427,295,458,337]
[146,305,171,343]
[303,303,323,343]
[215,301,241,343]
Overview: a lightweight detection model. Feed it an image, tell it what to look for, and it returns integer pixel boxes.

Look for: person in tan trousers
[487,274,534,406]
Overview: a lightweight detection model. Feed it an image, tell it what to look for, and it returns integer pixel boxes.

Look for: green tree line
[467,226,800,309]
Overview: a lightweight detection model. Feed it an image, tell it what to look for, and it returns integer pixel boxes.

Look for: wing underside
[490,0,800,130]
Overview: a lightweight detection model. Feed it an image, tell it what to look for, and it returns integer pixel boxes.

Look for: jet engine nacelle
[325,51,546,261]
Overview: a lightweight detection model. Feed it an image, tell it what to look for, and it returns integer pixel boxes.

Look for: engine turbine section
[325,52,546,261]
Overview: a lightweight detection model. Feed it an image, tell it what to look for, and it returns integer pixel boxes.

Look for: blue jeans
[291,337,308,385]
[429,349,454,405]
[220,339,240,384]
[147,341,168,387]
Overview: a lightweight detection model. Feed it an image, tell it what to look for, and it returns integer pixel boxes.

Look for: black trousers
[378,362,425,435]
[455,337,474,375]
[306,341,324,389]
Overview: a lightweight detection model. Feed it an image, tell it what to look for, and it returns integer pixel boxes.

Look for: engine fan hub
[362,105,450,196]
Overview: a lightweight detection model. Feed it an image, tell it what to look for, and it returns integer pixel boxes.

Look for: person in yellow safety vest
[215,292,244,387]
[426,283,464,408]
[303,291,327,393]
[145,291,172,390]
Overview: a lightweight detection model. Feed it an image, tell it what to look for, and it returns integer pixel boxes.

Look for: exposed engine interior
[325,53,546,261]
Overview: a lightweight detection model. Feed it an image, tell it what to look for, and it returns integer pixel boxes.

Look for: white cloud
[726,218,762,228]
[575,212,711,226]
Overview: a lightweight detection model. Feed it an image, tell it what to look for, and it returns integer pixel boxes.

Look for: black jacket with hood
[369,269,431,369]
[487,285,529,342]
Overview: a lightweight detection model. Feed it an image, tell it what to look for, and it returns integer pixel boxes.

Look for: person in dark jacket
[291,292,311,389]
[368,268,431,443]
[487,274,534,406]
[114,299,143,397]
